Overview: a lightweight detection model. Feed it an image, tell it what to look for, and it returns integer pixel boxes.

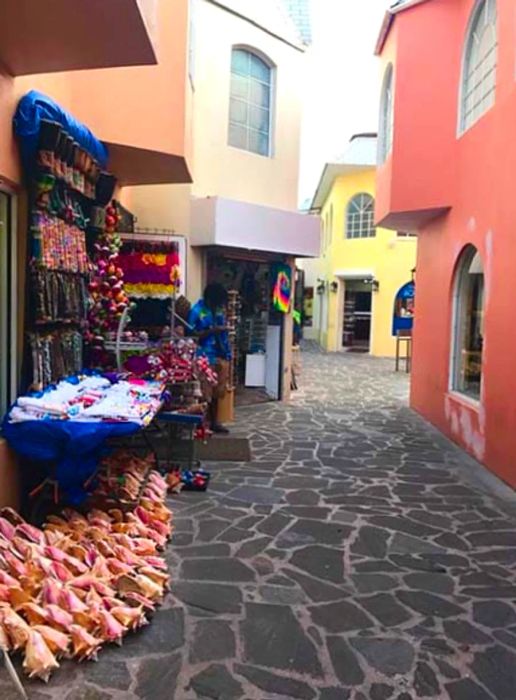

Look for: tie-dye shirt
[188,299,231,365]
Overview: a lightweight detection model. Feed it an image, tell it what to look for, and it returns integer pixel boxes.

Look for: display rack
[226,290,241,391]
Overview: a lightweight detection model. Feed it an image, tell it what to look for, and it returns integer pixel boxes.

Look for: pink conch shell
[0,607,31,650]
[106,558,132,576]
[46,605,74,632]
[23,629,59,682]
[20,602,49,626]
[110,605,147,631]
[0,570,19,587]
[122,591,156,612]
[138,567,169,590]
[0,517,16,541]
[41,580,63,606]
[4,550,28,577]
[97,609,126,645]
[70,624,102,661]
[49,561,73,583]
[117,573,163,602]
[143,556,168,571]
[33,625,70,658]
[16,522,45,546]
[59,587,88,614]
[132,538,157,556]
[113,545,143,566]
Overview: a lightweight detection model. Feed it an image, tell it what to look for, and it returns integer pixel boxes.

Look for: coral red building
[375,0,516,487]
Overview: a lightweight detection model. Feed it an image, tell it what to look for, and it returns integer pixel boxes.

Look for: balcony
[0,0,157,76]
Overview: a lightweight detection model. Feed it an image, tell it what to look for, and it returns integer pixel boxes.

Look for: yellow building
[300,134,416,358]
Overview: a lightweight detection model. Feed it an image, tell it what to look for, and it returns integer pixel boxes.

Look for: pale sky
[299,0,391,207]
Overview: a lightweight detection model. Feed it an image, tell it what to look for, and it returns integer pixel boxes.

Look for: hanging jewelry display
[20,115,117,390]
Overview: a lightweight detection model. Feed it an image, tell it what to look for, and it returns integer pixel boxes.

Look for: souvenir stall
[206,251,293,408]
[0,92,193,692]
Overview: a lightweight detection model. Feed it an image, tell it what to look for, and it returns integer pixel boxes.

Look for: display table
[2,375,164,505]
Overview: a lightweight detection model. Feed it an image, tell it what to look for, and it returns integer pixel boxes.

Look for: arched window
[228,48,273,156]
[378,64,394,164]
[460,0,497,133]
[346,193,376,239]
[451,245,485,399]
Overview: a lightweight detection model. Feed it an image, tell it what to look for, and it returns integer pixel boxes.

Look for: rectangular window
[397,231,417,238]
[0,193,14,418]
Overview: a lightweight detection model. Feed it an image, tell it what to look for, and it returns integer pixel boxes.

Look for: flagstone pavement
[5,346,516,699]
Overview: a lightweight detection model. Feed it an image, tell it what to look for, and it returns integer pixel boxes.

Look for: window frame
[228,46,275,158]
[378,63,394,164]
[458,0,497,135]
[345,193,376,240]
[449,245,485,402]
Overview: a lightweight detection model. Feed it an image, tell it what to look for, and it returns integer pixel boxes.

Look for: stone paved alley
[4,347,516,700]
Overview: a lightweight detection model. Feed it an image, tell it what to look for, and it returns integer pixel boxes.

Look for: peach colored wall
[44,0,188,160]
[378,0,516,488]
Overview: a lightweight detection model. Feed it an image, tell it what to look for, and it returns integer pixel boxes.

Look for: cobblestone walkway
[5,349,516,699]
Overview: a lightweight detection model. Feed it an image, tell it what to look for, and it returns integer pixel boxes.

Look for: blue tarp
[2,417,141,505]
[1,374,150,505]
[13,90,108,172]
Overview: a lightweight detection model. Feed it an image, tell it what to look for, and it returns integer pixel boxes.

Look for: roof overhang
[190,196,321,258]
[375,0,431,56]
[0,0,157,76]
[376,206,451,232]
[106,143,192,187]
[311,163,375,211]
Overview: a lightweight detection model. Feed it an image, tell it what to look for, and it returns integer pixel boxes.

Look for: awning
[0,0,157,76]
[190,196,321,258]
[106,143,192,187]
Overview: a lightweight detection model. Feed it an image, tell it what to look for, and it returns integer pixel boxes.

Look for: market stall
[206,251,293,408]
[2,375,164,506]
[0,92,214,693]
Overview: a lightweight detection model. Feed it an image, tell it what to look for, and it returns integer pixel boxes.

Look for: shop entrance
[342,281,372,352]
[206,252,284,406]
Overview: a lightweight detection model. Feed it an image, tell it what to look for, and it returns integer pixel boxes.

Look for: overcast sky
[298,0,391,207]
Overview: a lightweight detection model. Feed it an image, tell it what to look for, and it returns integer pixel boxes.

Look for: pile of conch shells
[0,456,173,683]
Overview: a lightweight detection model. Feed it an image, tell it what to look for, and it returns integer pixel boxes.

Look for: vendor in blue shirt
[188,283,231,434]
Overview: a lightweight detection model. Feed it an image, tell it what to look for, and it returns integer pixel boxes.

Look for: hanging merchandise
[14,92,118,390]
[117,239,180,299]
[272,262,293,313]
[86,202,130,360]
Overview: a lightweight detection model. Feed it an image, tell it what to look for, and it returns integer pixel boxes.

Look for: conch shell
[19,602,49,626]
[110,605,146,631]
[33,625,70,658]
[0,607,31,650]
[23,629,59,682]
[97,609,126,645]
[59,587,88,614]
[70,624,102,661]
[46,605,74,632]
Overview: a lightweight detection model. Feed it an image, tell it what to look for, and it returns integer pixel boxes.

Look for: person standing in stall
[188,283,231,434]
